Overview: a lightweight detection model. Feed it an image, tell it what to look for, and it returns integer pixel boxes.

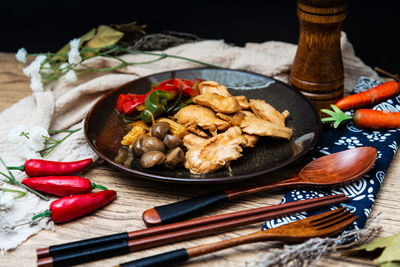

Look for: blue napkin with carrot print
[263,77,400,230]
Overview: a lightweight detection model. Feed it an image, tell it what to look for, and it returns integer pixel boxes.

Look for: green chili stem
[91,182,108,191]
[6,165,25,171]
[32,210,51,221]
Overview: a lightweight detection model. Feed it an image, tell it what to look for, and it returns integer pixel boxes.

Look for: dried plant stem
[375,67,400,82]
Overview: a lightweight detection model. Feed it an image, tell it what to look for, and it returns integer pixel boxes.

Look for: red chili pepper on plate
[152,78,200,96]
[21,176,107,196]
[156,78,176,88]
[115,78,201,114]
[32,190,117,223]
[173,79,199,97]
[7,158,93,177]
[116,94,147,114]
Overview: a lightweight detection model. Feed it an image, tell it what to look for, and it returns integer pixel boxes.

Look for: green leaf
[321,108,337,117]
[53,28,96,62]
[321,117,337,122]
[345,232,400,266]
[381,262,400,267]
[1,188,27,199]
[85,25,124,50]
[111,21,146,35]
[320,105,352,128]
[375,233,400,264]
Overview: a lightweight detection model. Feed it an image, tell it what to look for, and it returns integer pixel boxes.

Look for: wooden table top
[1,52,399,267]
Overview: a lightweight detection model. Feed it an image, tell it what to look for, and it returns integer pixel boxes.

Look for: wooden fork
[117,207,357,267]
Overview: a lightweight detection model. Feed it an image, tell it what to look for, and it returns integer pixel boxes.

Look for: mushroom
[164,147,185,169]
[141,135,166,153]
[139,151,165,168]
[151,122,170,140]
[114,147,129,163]
[163,134,183,149]
[132,134,146,157]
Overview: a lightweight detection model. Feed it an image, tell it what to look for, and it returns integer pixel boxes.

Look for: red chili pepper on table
[7,158,93,177]
[32,190,117,223]
[21,176,107,196]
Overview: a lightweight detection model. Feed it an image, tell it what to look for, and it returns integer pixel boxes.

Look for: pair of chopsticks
[36,194,348,267]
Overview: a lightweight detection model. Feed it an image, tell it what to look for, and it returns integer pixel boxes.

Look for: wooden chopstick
[37,194,348,267]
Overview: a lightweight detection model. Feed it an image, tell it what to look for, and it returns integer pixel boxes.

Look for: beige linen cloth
[0,32,380,251]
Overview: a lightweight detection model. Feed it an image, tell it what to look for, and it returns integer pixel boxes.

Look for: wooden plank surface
[1,52,399,267]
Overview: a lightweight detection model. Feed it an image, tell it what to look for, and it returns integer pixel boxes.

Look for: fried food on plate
[174,105,230,137]
[249,99,289,127]
[184,126,246,174]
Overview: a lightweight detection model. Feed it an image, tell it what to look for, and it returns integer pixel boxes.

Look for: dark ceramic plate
[84,68,321,183]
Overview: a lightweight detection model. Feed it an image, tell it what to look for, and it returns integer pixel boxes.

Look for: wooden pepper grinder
[289,0,348,115]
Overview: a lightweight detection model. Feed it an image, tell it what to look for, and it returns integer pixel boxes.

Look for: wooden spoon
[143,147,377,226]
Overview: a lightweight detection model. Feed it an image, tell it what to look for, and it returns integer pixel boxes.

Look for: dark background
[1,1,398,74]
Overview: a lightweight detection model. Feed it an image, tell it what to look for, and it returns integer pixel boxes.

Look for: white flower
[0,190,15,211]
[22,55,46,77]
[65,69,77,82]
[15,48,28,63]
[27,126,49,151]
[7,125,48,160]
[68,38,81,65]
[41,63,52,74]
[59,62,68,69]
[30,72,44,92]
[21,145,41,160]
[22,55,46,92]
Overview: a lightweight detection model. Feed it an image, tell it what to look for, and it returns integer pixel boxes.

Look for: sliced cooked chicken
[174,105,230,136]
[193,93,241,114]
[249,99,289,127]
[217,111,292,140]
[216,112,233,122]
[183,133,208,150]
[239,113,293,140]
[184,126,246,174]
[199,81,231,96]
[242,134,258,147]
[235,95,250,109]
[216,111,254,124]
